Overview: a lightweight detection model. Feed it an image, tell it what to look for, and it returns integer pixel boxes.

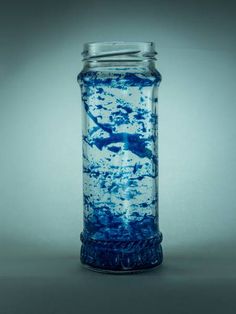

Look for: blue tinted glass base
[80,232,163,272]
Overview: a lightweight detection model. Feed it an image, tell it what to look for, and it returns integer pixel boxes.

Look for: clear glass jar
[77,42,163,273]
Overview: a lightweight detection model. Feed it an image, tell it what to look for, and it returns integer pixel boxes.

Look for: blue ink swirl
[78,69,162,271]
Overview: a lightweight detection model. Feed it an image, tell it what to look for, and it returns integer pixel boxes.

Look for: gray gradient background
[0,0,236,313]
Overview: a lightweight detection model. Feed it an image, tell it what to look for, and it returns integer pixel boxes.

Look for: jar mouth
[82,41,157,61]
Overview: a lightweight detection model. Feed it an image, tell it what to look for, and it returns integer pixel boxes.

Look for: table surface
[1,244,235,314]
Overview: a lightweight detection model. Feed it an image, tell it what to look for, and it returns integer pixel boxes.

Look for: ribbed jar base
[80,232,163,273]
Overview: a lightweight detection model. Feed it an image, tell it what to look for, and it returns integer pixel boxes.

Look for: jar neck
[83,59,156,71]
[81,42,158,71]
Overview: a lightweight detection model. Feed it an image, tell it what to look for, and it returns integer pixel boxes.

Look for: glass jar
[77,41,163,273]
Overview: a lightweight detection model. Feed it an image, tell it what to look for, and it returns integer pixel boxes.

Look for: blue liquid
[78,69,163,271]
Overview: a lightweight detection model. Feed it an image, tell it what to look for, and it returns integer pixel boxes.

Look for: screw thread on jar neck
[82,41,158,63]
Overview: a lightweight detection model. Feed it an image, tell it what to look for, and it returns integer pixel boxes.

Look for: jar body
[78,59,163,272]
